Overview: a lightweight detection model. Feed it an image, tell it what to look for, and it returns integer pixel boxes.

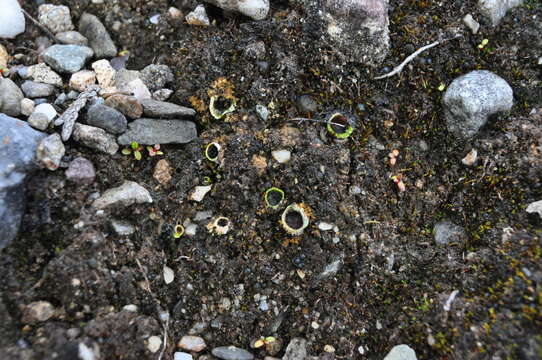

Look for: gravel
[21,301,55,324]
[117,119,198,145]
[110,219,136,236]
[28,112,51,130]
[177,336,207,352]
[70,70,97,92]
[296,94,318,113]
[42,45,95,73]
[0,0,25,39]
[282,338,307,360]
[92,181,152,209]
[36,133,65,171]
[479,0,524,26]
[0,77,24,116]
[140,64,174,92]
[72,123,120,155]
[86,104,128,134]
[211,346,254,360]
[38,4,74,33]
[21,80,56,98]
[27,63,63,87]
[203,0,269,20]
[79,13,118,58]
[186,5,211,26]
[442,70,513,139]
[104,94,143,119]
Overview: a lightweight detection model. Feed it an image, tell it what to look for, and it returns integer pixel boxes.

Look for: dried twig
[55,85,101,141]
[20,8,62,44]
[374,36,460,80]
[158,315,169,360]
[288,117,346,128]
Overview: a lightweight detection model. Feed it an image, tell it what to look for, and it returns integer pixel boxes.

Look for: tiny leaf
[134,151,142,160]
[121,148,132,155]
[131,141,139,150]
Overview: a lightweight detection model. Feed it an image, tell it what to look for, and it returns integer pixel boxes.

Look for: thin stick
[20,8,62,44]
[288,117,346,128]
[158,316,168,360]
[374,36,460,80]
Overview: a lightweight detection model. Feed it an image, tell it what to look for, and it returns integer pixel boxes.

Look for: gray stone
[442,70,513,139]
[202,0,268,20]
[110,219,135,236]
[27,63,63,87]
[256,104,269,121]
[433,221,467,245]
[283,338,307,360]
[244,41,266,60]
[0,114,46,249]
[479,0,523,26]
[36,133,65,170]
[152,89,174,101]
[21,81,56,98]
[141,99,196,118]
[55,31,89,46]
[302,0,389,64]
[79,13,118,58]
[296,94,318,113]
[118,119,197,145]
[92,181,152,209]
[178,335,207,352]
[211,346,254,360]
[383,344,417,360]
[38,4,74,33]
[140,64,174,92]
[42,45,94,73]
[20,98,35,116]
[463,14,480,34]
[28,112,51,131]
[65,157,95,184]
[86,104,127,134]
[0,78,24,116]
[72,123,119,155]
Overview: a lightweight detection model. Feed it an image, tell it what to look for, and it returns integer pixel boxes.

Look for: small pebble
[463,14,480,34]
[189,185,212,202]
[123,304,138,312]
[38,4,74,33]
[383,344,417,360]
[271,149,291,163]
[22,301,55,324]
[186,5,210,26]
[147,336,162,353]
[296,94,318,113]
[153,159,172,185]
[92,181,152,209]
[211,346,254,360]
[65,157,96,184]
[256,104,269,121]
[174,353,193,360]
[177,335,207,352]
[70,70,97,92]
[28,112,51,130]
[36,133,65,170]
[461,148,478,166]
[92,59,116,89]
[20,98,35,116]
[318,222,333,231]
[110,219,135,236]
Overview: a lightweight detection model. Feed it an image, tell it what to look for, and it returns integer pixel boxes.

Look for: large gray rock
[383,345,417,360]
[479,0,523,26]
[282,338,307,360]
[78,13,118,58]
[302,0,389,65]
[0,114,47,249]
[442,70,513,139]
[141,99,196,118]
[0,78,24,116]
[42,45,94,73]
[433,221,467,245]
[86,104,127,134]
[38,4,74,33]
[118,119,197,145]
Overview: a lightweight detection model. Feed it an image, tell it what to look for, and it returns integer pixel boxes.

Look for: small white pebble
[318,222,333,231]
[311,321,319,329]
[271,149,291,163]
[147,336,162,353]
[358,345,365,354]
[174,352,193,360]
[123,304,138,312]
[189,185,212,202]
[324,345,335,353]
[163,265,175,284]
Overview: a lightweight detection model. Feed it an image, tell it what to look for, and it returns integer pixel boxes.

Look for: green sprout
[173,224,184,239]
[122,141,144,160]
[437,83,446,91]
[203,176,212,185]
[264,187,285,209]
[326,113,354,139]
[478,38,489,49]
[147,144,163,157]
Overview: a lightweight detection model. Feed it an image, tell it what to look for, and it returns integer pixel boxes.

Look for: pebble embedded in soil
[78,13,118,58]
[42,45,94,74]
[140,64,174,92]
[85,104,128,134]
[65,157,96,184]
[22,301,55,324]
[211,346,254,360]
[141,99,196,118]
[36,133,65,171]
[442,70,513,139]
[186,5,211,26]
[38,4,74,33]
[203,0,269,20]
[178,335,207,352]
[147,336,162,353]
[110,219,135,236]
[461,148,478,166]
[72,123,119,155]
[271,149,291,163]
[282,338,307,360]
[383,344,417,360]
[153,159,173,185]
[21,81,56,98]
[463,14,480,34]
[256,104,269,121]
[117,119,198,145]
[92,180,152,209]
[189,185,212,202]
[433,220,467,245]
[0,77,24,116]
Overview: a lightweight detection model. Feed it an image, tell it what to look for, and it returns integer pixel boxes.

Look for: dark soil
[1,0,541,359]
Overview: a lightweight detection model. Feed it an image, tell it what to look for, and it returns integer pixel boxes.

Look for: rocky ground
[0,0,541,359]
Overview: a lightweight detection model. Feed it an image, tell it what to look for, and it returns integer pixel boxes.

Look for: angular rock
[433,221,467,245]
[283,338,307,360]
[104,94,143,119]
[92,59,116,89]
[203,0,269,20]
[442,70,513,139]
[211,346,254,360]
[33,103,57,122]
[92,181,152,209]
[141,99,196,118]
[20,98,35,116]
[36,133,65,170]
[383,344,417,360]
[140,64,174,92]
[463,14,480,34]
[28,63,63,87]
[303,0,389,64]
[186,5,211,26]
[86,104,127,134]
[79,13,118,58]
[70,70,97,92]
[65,157,96,184]
[110,219,135,236]
[118,119,197,145]
[178,335,207,352]
[22,301,55,324]
[0,0,25,39]
[21,80,56,98]
[42,45,94,73]
[174,352,193,360]
[0,44,9,68]
[72,123,119,155]
[38,4,74,33]
[55,31,89,46]
[28,112,51,131]
[0,78,24,116]
[153,159,172,185]
[479,0,523,26]
[0,114,46,249]
[526,200,542,219]
[126,79,152,101]
[153,89,174,102]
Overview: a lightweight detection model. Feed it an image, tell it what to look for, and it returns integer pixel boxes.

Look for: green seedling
[122,141,144,160]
